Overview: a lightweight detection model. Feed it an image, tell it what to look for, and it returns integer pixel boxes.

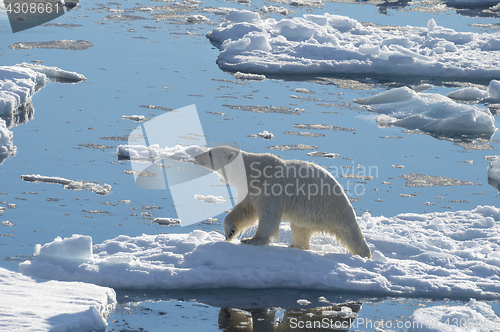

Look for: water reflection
[111,289,364,332]
[219,302,361,331]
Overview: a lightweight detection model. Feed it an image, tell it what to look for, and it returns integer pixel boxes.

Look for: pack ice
[207,11,500,80]
[0,267,116,332]
[18,206,500,300]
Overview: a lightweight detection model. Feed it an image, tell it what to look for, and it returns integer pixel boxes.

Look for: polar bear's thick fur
[195,146,371,258]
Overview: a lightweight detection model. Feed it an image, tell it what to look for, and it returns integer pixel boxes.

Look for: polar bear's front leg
[224,200,258,241]
[241,208,281,246]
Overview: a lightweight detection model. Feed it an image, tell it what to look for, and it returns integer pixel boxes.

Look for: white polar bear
[195,146,371,258]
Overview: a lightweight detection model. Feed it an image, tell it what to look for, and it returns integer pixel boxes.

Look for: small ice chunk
[297,299,311,305]
[427,18,437,31]
[153,218,181,226]
[122,115,148,122]
[488,80,500,99]
[194,194,226,204]
[256,130,274,139]
[186,14,209,23]
[34,234,93,263]
[234,72,266,80]
[447,87,488,101]
[226,10,261,23]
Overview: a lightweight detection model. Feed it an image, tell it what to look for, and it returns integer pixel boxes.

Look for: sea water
[0,0,499,330]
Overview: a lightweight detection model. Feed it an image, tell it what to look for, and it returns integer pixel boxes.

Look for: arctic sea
[1,0,500,331]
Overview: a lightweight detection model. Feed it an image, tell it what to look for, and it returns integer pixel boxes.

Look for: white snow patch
[0,64,85,122]
[487,157,500,188]
[15,63,87,82]
[409,299,500,332]
[447,79,500,102]
[0,267,116,332]
[354,87,496,137]
[117,144,208,163]
[20,174,112,196]
[18,206,500,299]
[234,71,266,81]
[256,130,274,139]
[195,194,226,204]
[0,118,16,164]
[207,12,500,80]
[186,14,209,23]
[153,217,181,226]
[122,115,148,122]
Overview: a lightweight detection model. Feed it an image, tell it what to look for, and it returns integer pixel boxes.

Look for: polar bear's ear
[227,152,236,163]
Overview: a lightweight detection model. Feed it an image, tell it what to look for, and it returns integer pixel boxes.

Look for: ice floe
[0,65,45,115]
[122,114,148,122]
[409,299,500,332]
[234,71,266,80]
[354,86,496,137]
[18,206,500,299]
[487,157,500,190]
[250,130,274,139]
[447,80,500,102]
[207,11,500,81]
[0,118,16,165]
[20,174,112,196]
[195,194,227,204]
[0,64,86,116]
[0,267,116,332]
[117,143,207,163]
[186,14,209,23]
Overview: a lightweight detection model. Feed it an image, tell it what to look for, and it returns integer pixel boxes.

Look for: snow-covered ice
[195,194,227,204]
[117,143,208,163]
[354,87,496,137]
[0,118,16,165]
[0,267,116,332]
[0,64,86,116]
[122,114,148,122]
[186,14,209,23]
[20,174,112,196]
[234,71,266,80]
[447,80,500,102]
[14,63,87,82]
[207,11,500,80]
[409,299,500,332]
[487,157,500,189]
[0,65,45,115]
[18,206,500,299]
[153,217,181,226]
[252,130,274,139]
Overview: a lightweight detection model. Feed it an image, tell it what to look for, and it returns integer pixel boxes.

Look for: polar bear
[195,146,371,258]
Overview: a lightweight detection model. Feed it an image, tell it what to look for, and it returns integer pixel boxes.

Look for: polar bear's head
[194,145,241,171]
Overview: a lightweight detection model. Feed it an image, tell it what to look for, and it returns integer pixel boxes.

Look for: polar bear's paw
[241,237,271,246]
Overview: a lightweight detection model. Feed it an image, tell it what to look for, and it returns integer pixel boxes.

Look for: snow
[153,217,181,226]
[186,14,209,23]
[0,64,86,141]
[256,130,274,139]
[20,174,112,196]
[354,87,496,137]
[117,143,208,163]
[194,194,227,204]
[0,118,16,164]
[207,12,500,80]
[447,80,500,102]
[487,158,500,187]
[0,66,45,115]
[409,299,500,332]
[14,63,87,82]
[122,114,148,122]
[18,206,500,299]
[0,267,116,332]
[234,71,266,80]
